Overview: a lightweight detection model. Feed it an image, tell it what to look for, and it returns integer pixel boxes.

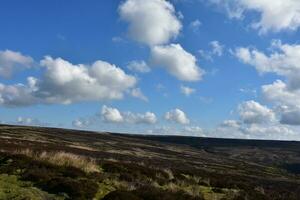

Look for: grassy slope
[0,124,300,200]
[0,174,64,200]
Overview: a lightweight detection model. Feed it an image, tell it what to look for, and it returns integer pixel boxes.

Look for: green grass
[0,174,64,200]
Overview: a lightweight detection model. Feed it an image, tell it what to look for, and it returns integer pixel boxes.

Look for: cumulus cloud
[37,56,137,104]
[127,60,150,73]
[0,78,38,107]
[151,44,204,81]
[235,41,300,88]
[180,85,196,96]
[130,88,148,102]
[123,111,157,124]
[238,100,275,124]
[235,41,300,127]
[0,50,34,78]
[101,105,157,124]
[235,41,300,126]
[165,108,190,124]
[119,0,182,46]
[101,105,124,123]
[216,118,298,140]
[261,80,300,126]
[0,56,137,106]
[209,0,300,33]
[215,97,300,139]
[262,80,300,107]
[280,110,300,125]
[241,124,296,139]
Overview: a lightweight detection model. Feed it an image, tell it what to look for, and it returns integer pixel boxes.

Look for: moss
[94,182,116,200]
[0,174,64,200]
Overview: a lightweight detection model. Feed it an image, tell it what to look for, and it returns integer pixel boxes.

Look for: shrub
[102,190,141,200]
[103,187,205,200]
[134,186,204,200]
[41,177,99,200]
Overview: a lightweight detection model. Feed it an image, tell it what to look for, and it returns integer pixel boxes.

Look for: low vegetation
[0,125,299,199]
[0,174,63,200]
[14,149,100,173]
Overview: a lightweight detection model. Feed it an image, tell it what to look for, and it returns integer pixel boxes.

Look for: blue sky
[1,0,300,140]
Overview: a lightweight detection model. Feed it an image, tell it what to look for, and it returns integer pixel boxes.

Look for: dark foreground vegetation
[0,124,299,199]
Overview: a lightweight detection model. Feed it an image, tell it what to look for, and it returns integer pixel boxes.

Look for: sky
[1,0,300,140]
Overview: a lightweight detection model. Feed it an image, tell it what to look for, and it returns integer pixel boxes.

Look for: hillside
[0,124,299,200]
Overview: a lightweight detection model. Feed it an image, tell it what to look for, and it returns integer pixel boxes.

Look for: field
[0,124,299,199]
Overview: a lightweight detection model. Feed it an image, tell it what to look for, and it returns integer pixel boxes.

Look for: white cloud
[151,44,204,81]
[146,126,180,135]
[208,0,245,19]
[215,118,298,140]
[37,56,137,104]
[101,105,157,124]
[165,108,190,124]
[101,105,124,123]
[17,116,33,125]
[198,50,212,61]
[72,118,92,128]
[210,41,224,56]
[130,88,148,101]
[241,124,296,139]
[239,88,257,96]
[220,120,241,128]
[16,116,47,126]
[235,41,300,127]
[180,85,196,96]
[127,60,150,73]
[189,19,202,31]
[262,80,300,108]
[280,110,300,125]
[238,100,275,124]
[209,0,300,34]
[0,56,137,106]
[235,47,251,63]
[177,11,184,19]
[184,126,205,136]
[235,41,300,91]
[123,111,157,124]
[0,78,38,107]
[147,125,205,136]
[235,42,300,80]
[261,80,300,126]
[198,40,224,61]
[119,0,182,46]
[112,36,125,43]
[0,50,34,78]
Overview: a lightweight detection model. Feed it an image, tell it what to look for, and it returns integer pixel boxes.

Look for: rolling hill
[0,124,299,200]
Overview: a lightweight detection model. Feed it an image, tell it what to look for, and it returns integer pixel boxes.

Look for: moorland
[0,124,300,200]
